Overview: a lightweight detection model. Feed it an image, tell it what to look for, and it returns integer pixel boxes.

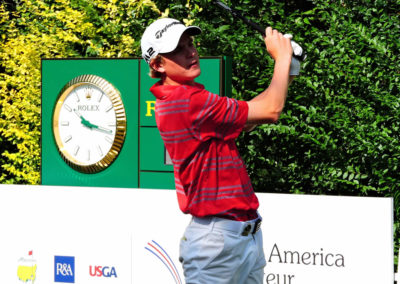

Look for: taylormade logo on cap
[141,18,201,64]
[155,21,183,39]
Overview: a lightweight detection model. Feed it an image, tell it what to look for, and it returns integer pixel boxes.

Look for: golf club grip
[215,0,306,62]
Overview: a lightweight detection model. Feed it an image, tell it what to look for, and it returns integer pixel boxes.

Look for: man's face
[158,32,201,85]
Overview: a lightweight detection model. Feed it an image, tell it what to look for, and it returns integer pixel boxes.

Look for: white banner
[0,184,393,284]
[257,193,393,284]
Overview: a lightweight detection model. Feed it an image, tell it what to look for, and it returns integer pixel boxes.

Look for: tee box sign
[41,57,231,188]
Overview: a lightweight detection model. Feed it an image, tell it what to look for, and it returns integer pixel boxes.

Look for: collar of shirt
[150,81,205,100]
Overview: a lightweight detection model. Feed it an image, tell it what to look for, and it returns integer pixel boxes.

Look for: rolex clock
[52,74,127,173]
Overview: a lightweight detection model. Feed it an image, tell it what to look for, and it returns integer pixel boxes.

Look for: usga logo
[89,265,118,278]
[54,256,75,283]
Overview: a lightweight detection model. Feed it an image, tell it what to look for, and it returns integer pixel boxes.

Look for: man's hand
[264,27,292,62]
[283,34,301,76]
[246,27,292,125]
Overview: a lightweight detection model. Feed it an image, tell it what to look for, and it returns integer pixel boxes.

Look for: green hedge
[193,0,399,194]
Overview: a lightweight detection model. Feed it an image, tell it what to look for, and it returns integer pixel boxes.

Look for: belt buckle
[241,224,252,236]
[241,219,262,236]
[252,219,262,234]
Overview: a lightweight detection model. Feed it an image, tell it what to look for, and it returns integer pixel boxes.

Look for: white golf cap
[141,18,201,64]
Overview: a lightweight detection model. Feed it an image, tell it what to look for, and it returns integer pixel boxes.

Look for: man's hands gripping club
[264,27,293,63]
[265,28,301,76]
[283,34,302,76]
[245,27,293,130]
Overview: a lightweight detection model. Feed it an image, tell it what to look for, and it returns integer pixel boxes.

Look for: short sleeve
[189,89,248,141]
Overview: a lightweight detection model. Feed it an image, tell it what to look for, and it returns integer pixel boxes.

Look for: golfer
[141,17,295,284]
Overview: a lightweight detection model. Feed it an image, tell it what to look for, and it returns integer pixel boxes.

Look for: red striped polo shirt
[150,82,259,221]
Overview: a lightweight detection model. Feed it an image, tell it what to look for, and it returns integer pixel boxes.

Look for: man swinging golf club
[141,17,299,284]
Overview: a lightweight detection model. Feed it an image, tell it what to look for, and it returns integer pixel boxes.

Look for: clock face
[53,75,126,173]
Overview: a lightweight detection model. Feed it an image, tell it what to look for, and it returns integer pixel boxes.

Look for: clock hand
[74,109,83,118]
[90,124,113,134]
[74,109,98,129]
[74,110,93,128]
[74,109,113,134]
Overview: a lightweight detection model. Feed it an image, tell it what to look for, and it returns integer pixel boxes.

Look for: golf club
[214,0,307,62]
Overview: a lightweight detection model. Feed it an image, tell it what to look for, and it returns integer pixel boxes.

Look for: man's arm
[245,27,293,128]
[244,75,295,132]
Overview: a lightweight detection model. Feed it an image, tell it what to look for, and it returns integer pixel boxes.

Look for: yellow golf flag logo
[17,251,37,283]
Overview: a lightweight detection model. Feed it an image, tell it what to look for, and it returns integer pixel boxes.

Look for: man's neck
[163,76,195,86]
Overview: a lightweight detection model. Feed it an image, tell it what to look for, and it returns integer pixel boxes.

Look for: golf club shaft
[214,0,306,61]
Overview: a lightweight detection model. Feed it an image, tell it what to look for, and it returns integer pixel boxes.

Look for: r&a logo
[89,265,118,278]
[55,256,75,283]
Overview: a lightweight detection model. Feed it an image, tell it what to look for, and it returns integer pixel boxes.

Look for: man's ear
[150,57,165,73]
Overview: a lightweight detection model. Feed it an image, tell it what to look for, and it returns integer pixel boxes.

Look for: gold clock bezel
[53,74,127,174]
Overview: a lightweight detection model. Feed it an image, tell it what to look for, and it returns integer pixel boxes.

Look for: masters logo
[17,250,37,283]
